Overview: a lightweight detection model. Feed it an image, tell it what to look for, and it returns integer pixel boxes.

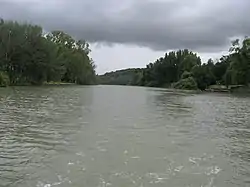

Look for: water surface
[0,85,250,187]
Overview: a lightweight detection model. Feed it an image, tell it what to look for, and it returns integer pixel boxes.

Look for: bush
[181,71,192,79]
[173,76,198,90]
[0,71,10,87]
[145,81,159,87]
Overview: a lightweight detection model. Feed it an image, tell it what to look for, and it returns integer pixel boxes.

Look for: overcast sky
[0,0,249,74]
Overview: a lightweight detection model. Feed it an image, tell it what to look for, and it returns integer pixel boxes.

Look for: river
[0,85,250,187]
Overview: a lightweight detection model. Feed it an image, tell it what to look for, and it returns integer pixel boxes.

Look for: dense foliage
[100,38,250,90]
[0,19,96,86]
[0,71,9,87]
[143,38,250,90]
[140,49,203,88]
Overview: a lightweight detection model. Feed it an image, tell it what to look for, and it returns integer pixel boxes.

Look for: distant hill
[98,68,144,85]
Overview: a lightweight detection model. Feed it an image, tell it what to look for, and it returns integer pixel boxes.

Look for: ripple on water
[1,86,250,187]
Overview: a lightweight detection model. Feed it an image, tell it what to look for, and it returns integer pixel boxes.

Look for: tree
[0,19,96,86]
[173,77,198,90]
[226,38,250,85]
[0,71,10,87]
[46,31,96,84]
[141,49,202,88]
[212,56,230,84]
[99,37,250,90]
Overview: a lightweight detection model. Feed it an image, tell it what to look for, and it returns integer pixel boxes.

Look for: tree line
[0,19,96,87]
[99,38,250,90]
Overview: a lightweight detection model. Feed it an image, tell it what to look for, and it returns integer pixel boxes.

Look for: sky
[0,0,249,74]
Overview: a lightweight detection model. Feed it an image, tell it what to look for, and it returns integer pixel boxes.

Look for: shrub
[173,76,198,90]
[0,71,10,87]
[181,71,192,79]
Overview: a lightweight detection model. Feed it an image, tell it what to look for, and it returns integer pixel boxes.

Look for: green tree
[0,19,96,86]
[226,38,250,85]
[0,71,10,87]
[46,31,96,84]
[100,37,250,90]
[173,77,198,90]
[141,49,201,88]
[212,56,230,84]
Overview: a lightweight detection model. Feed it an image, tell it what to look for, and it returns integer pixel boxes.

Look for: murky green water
[0,85,250,187]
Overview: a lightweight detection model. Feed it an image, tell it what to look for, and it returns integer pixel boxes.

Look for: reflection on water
[0,86,250,187]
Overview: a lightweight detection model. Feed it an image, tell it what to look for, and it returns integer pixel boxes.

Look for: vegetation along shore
[99,38,250,93]
[0,18,96,87]
[1,18,250,93]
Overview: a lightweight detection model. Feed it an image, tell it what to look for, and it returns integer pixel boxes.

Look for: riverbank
[205,85,250,93]
[43,82,77,86]
[97,83,250,94]
[150,84,250,94]
[0,82,77,88]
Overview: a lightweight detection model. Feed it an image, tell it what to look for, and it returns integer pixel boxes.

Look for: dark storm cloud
[0,0,249,52]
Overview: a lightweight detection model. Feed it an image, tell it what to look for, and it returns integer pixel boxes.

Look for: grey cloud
[0,0,249,52]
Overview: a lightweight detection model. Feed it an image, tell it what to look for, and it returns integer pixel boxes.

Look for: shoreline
[97,84,250,94]
[2,83,250,94]
[0,82,77,88]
